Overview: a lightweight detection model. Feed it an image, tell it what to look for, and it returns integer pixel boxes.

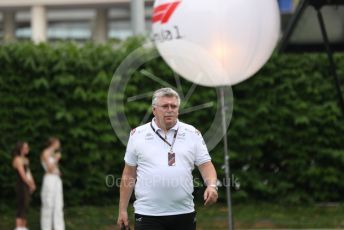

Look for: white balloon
[152,0,280,86]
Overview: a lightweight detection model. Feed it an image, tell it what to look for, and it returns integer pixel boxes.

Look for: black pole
[279,0,309,52]
[315,6,344,116]
[220,86,233,230]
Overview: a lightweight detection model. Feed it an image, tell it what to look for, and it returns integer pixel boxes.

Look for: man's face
[152,96,179,129]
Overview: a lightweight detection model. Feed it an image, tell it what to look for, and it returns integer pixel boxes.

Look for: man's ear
[152,106,156,116]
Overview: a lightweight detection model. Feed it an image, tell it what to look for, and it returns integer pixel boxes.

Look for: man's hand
[198,161,218,206]
[117,164,136,230]
[204,186,218,206]
[117,210,129,230]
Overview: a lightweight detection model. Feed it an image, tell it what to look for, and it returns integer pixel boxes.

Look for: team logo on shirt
[177,132,185,140]
[145,133,154,140]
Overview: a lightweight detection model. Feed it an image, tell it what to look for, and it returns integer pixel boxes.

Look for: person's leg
[53,176,65,230]
[16,186,30,229]
[166,212,196,230]
[16,183,25,228]
[134,214,167,230]
[22,186,30,229]
[41,175,54,230]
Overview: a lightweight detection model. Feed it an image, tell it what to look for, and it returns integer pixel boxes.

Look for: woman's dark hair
[12,141,27,158]
[45,137,60,148]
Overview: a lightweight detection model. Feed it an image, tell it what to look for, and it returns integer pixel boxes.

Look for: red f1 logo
[152,1,181,24]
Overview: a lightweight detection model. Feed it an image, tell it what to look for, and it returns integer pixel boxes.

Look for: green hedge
[230,53,344,203]
[0,38,343,207]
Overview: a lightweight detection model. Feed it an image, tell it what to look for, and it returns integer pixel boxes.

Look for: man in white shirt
[117,88,218,230]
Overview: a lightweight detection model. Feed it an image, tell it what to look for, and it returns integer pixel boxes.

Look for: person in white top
[117,88,218,230]
[40,137,65,230]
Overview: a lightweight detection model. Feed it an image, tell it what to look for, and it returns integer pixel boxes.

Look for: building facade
[0,0,153,43]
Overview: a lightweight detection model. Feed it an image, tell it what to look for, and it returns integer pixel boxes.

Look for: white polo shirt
[124,119,211,216]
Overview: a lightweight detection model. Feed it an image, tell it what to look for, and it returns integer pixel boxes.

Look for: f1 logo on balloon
[152,1,181,24]
[151,0,183,43]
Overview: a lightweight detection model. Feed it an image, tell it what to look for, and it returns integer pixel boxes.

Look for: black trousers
[16,181,30,218]
[134,212,196,230]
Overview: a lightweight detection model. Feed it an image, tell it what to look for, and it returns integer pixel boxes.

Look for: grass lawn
[1,202,343,229]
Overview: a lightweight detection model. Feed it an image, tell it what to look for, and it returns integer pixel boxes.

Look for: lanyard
[150,122,178,152]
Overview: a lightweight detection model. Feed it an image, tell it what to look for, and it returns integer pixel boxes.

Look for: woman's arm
[27,161,36,188]
[13,157,35,189]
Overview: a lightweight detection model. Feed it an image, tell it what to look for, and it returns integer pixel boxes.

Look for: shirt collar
[152,118,179,132]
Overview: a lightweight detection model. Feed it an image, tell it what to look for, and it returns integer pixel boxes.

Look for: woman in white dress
[40,137,65,230]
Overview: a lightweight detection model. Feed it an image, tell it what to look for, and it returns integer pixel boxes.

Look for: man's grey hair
[152,88,181,106]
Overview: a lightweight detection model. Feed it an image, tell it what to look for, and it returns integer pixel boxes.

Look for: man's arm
[198,161,218,206]
[117,164,137,229]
